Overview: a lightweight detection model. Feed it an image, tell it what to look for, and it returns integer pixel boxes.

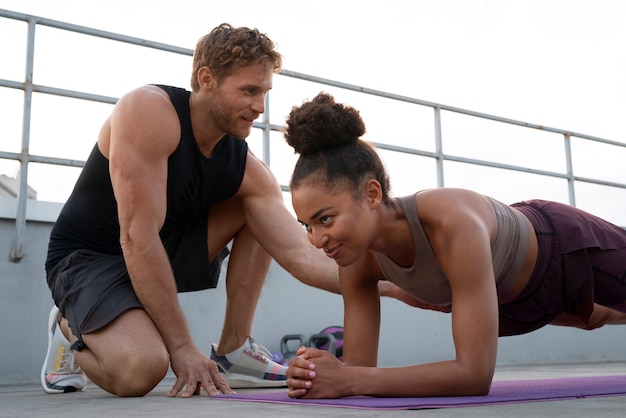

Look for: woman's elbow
[470,378,492,396]
[466,369,494,396]
[454,364,493,396]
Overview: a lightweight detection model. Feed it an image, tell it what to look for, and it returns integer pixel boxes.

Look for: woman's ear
[365,179,383,208]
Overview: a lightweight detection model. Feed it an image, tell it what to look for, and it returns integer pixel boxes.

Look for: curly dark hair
[190,23,282,91]
[284,92,391,204]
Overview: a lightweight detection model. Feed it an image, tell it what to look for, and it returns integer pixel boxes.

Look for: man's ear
[197,66,215,90]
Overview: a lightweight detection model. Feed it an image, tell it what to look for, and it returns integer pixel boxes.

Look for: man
[41,23,323,398]
[41,23,413,398]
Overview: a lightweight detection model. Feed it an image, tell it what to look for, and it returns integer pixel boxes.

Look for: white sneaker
[41,306,87,394]
[210,336,287,388]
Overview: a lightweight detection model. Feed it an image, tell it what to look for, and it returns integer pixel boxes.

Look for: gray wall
[1,200,625,386]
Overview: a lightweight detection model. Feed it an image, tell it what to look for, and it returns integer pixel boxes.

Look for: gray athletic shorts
[46,214,229,351]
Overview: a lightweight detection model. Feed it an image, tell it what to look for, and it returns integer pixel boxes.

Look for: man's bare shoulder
[105,85,180,158]
[116,85,172,109]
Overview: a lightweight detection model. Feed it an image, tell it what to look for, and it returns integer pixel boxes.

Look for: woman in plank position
[283,92,626,398]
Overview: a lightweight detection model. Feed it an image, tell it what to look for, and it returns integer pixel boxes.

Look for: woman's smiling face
[292,181,378,267]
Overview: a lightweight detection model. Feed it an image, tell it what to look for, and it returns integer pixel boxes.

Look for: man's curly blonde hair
[190,23,282,91]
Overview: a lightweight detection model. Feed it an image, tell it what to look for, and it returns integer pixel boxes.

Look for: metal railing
[1,8,625,262]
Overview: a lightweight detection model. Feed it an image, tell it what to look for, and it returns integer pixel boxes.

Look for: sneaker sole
[41,307,62,394]
[40,307,85,394]
[223,373,288,389]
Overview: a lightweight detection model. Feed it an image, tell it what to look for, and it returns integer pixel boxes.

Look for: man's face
[206,62,274,139]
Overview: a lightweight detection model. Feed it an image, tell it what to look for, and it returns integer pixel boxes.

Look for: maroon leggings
[498,200,626,336]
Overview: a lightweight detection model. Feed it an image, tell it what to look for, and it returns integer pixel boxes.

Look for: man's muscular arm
[233,153,339,292]
[106,86,229,397]
[233,152,426,306]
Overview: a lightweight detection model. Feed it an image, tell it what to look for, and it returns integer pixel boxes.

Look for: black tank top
[46,85,248,273]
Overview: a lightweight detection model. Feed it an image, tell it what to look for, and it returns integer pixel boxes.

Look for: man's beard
[207,93,249,140]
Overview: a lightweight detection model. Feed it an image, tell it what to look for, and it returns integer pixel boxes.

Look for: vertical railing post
[262,92,271,165]
[563,133,576,207]
[11,16,37,262]
[434,105,444,188]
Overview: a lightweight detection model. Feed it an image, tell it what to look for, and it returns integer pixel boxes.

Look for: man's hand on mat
[166,344,234,398]
[286,347,344,398]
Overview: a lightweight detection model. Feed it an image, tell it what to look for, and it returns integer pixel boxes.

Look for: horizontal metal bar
[571,175,626,190]
[280,69,441,108]
[372,142,439,159]
[0,149,86,168]
[34,85,119,105]
[29,154,86,167]
[443,154,569,179]
[373,144,626,190]
[1,79,119,104]
[252,121,284,132]
[0,9,193,56]
[280,69,625,148]
[0,151,20,161]
[0,79,23,89]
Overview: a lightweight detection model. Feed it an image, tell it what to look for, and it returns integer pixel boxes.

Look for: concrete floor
[2,362,626,418]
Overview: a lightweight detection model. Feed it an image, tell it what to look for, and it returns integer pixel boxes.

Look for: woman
[283,92,626,399]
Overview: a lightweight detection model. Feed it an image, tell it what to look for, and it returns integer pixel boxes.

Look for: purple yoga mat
[213,375,626,410]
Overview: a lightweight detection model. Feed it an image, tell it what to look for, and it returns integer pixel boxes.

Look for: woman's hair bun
[284,92,366,155]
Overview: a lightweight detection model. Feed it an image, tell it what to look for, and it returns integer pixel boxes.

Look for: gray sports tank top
[373,193,529,305]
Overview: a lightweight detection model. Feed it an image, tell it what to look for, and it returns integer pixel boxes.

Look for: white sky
[1,0,625,224]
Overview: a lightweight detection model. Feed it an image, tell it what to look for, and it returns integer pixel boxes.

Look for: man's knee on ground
[108,349,169,397]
